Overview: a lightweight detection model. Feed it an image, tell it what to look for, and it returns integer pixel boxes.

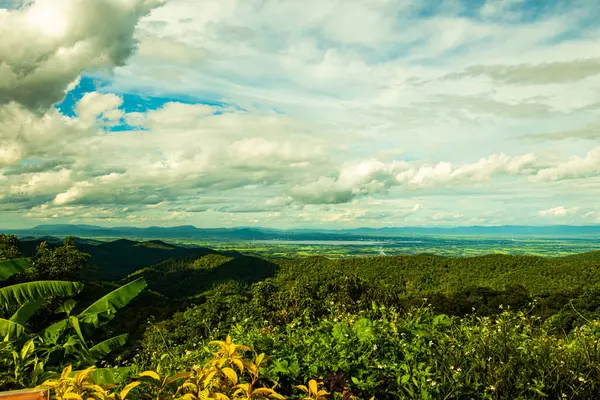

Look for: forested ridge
[1,233,599,399]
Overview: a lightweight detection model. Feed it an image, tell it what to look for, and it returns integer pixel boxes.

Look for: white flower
[472,307,476,312]
[499,304,503,309]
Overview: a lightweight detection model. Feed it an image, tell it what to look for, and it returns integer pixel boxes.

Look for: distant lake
[252,240,423,245]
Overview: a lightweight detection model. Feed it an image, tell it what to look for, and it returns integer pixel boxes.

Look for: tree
[0,234,21,260]
[29,237,89,281]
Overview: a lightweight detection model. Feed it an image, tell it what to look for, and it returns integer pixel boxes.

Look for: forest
[1,233,599,399]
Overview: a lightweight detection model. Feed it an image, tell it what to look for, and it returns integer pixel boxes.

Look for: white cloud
[0,0,164,111]
[536,206,581,217]
[534,146,600,181]
[291,153,537,204]
[2,0,600,228]
[584,211,600,223]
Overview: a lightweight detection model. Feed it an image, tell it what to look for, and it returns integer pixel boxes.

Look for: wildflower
[488,385,496,391]
[499,304,503,309]
[472,307,476,312]
[431,381,437,387]
[426,378,432,382]
[562,394,567,398]
[185,350,191,356]
[373,344,378,350]
[578,377,586,383]
[423,298,428,302]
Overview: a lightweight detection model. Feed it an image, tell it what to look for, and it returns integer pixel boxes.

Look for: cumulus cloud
[291,153,537,204]
[0,0,164,111]
[534,147,600,181]
[536,206,581,217]
[2,0,600,228]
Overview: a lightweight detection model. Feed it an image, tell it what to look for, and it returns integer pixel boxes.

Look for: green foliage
[3,233,600,398]
[0,280,83,308]
[26,237,90,281]
[0,258,31,280]
[0,234,21,260]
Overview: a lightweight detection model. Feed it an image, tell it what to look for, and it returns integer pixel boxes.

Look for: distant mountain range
[4,224,600,240]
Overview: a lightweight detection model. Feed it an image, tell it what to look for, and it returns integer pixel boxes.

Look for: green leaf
[68,367,132,385]
[89,334,129,360]
[0,318,25,339]
[10,298,44,325]
[0,281,83,307]
[0,258,32,280]
[56,299,77,316]
[77,278,146,331]
[68,316,88,351]
[39,318,69,343]
[432,314,451,327]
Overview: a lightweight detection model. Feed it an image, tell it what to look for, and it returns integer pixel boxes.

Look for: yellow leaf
[139,371,161,382]
[221,367,238,385]
[295,385,309,394]
[203,370,218,388]
[235,344,252,353]
[61,366,73,379]
[308,380,318,396]
[63,393,83,400]
[231,359,244,374]
[119,381,141,399]
[213,393,230,400]
[243,361,258,376]
[252,388,277,396]
[255,353,266,368]
[166,370,192,385]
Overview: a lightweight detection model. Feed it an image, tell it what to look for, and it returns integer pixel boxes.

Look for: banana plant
[40,277,147,367]
[0,258,83,340]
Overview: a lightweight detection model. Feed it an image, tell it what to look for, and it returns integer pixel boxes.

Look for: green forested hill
[18,237,218,280]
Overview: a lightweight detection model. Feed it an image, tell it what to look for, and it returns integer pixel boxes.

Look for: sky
[0,0,600,229]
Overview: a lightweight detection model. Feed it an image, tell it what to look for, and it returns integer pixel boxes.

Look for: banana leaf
[65,367,133,385]
[0,280,83,307]
[78,278,146,330]
[10,298,44,325]
[89,334,129,360]
[39,318,69,343]
[0,317,25,339]
[0,258,32,280]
